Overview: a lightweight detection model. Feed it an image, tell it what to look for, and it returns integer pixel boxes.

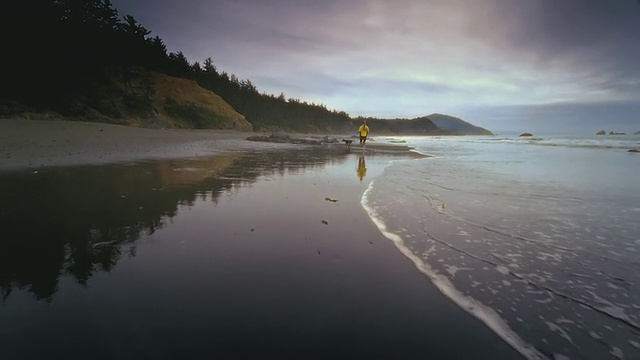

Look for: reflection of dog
[342,139,353,149]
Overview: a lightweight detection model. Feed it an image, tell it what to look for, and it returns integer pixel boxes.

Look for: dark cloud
[497,0,640,75]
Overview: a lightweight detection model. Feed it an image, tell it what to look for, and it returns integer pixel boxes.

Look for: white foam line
[361,179,548,360]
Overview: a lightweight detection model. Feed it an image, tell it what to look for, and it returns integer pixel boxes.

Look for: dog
[342,139,353,149]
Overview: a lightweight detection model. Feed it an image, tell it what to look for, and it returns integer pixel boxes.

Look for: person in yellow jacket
[358,120,370,145]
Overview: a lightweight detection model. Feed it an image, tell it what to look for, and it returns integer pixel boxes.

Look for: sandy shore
[0,119,260,169]
[0,119,523,358]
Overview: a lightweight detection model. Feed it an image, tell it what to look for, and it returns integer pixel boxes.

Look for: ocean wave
[361,179,549,360]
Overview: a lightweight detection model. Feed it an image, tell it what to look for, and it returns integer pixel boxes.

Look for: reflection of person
[357,155,367,181]
[358,120,370,145]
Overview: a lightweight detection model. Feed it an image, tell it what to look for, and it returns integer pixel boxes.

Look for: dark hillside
[0,0,352,132]
[0,1,490,136]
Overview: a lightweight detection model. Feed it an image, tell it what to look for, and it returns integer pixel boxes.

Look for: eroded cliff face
[152,73,253,131]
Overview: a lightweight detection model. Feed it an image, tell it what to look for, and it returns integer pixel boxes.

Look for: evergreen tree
[0,0,353,131]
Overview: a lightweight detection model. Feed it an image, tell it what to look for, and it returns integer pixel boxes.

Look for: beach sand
[0,118,255,170]
[0,119,523,359]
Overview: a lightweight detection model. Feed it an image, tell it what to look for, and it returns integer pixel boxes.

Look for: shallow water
[365,135,640,360]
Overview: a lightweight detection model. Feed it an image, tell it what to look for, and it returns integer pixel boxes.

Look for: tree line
[1,0,352,132]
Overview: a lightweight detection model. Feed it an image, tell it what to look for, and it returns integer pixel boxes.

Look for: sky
[110,0,640,133]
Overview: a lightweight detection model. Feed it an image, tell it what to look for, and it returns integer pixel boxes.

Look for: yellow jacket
[358,124,370,136]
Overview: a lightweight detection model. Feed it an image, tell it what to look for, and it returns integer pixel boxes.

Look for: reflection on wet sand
[357,155,367,181]
[0,145,526,360]
[0,147,348,301]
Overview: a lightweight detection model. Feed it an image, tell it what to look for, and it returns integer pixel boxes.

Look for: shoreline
[0,118,523,358]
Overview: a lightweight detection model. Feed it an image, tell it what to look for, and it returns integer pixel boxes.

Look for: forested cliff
[0,1,491,135]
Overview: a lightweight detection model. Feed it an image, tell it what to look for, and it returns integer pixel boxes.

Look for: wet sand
[0,119,524,359]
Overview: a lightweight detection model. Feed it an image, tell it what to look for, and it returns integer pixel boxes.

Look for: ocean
[364,134,640,360]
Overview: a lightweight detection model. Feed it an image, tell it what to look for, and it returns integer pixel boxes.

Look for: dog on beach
[342,139,353,149]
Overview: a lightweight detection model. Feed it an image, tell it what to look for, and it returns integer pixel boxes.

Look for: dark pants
[360,135,367,144]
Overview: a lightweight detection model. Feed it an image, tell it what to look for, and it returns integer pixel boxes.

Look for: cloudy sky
[110,0,640,133]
